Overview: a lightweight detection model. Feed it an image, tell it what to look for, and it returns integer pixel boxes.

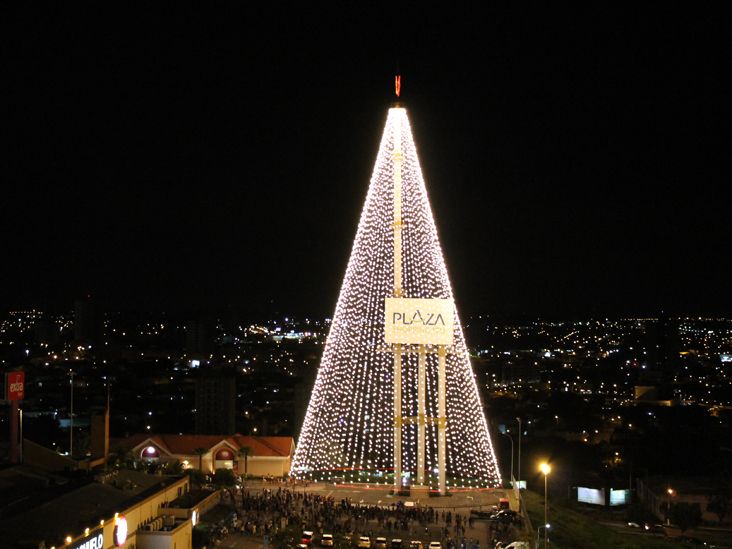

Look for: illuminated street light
[540,463,552,549]
[666,487,675,525]
[537,524,551,549]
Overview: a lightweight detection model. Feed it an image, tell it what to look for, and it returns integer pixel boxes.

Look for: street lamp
[536,525,550,549]
[516,417,522,487]
[19,408,23,463]
[69,370,75,457]
[540,463,551,549]
[500,432,514,485]
[666,487,675,525]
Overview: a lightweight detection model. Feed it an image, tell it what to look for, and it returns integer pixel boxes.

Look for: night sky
[4,5,730,318]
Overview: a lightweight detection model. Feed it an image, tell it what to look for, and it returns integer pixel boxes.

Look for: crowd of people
[217,485,519,548]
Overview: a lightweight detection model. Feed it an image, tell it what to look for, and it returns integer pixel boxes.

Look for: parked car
[374,538,387,549]
[321,534,334,547]
[644,523,668,535]
[428,543,442,549]
[409,542,424,549]
[390,540,403,549]
[469,509,493,519]
[357,536,372,548]
[302,531,314,545]
[494,509,521,524]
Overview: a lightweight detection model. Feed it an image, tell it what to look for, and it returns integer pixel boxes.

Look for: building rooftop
[0,467,184,549]
[113,433,294,457]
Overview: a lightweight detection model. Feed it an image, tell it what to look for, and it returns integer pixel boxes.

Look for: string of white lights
[292,107,501,488]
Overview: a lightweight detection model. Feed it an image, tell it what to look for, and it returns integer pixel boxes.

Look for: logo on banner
[68,531,104,549]
[5,372,25,401]
[385,298,453,345]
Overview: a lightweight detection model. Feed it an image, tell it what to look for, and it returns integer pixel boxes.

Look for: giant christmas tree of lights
[292,97,501,490]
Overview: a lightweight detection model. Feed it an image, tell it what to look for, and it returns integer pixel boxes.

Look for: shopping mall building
[0,467,211,549]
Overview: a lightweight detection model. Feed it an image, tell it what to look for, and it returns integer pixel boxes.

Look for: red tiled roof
[230,435,295,457]
[161,435,236,455]
[112,434,294,458]
[110,434,166,453]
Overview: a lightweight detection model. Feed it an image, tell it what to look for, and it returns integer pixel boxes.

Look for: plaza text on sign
[384,298,453,345]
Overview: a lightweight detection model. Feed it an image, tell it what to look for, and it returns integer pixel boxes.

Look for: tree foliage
[187,468,206,487]
[238,446,251,477]
[108,446,136,469]
[708,469,732,523]
[707,495,729,524]
[669,502,702,533]
[213,467,237,487]
[164,459,184,475]
[193,447,207,471]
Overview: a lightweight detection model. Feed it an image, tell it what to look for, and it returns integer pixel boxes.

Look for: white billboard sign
[610,488,629,506]
[385,298,453,345]
[577,487,605,506]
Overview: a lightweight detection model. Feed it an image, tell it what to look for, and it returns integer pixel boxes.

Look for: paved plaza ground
[294,481,519,511]
[206,480,526,549]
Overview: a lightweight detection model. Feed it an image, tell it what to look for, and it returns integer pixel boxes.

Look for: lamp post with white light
[540,462,551,549]
[666,487,675,525]
[536,525,550,549]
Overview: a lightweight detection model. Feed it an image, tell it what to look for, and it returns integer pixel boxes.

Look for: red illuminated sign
[5,371,24,401]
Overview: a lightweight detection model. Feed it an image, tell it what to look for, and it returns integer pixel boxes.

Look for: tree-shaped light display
[292,105,501,489]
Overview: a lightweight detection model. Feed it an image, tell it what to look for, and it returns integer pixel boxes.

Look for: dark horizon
[4,5,730,318]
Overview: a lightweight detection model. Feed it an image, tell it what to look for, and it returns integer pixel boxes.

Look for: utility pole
[69,370,75,457]
[19,408,23,463]
[516,417,522,487]
[540,463,551,549]
[501,432,514,484]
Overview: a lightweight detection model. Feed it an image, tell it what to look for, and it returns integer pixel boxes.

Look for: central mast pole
[392,101,404,493]
[417,344,426,486]
[437,345,447,494]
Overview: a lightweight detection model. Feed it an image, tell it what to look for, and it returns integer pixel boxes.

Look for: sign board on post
[5,371,24,401]
[385,298,453,345]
